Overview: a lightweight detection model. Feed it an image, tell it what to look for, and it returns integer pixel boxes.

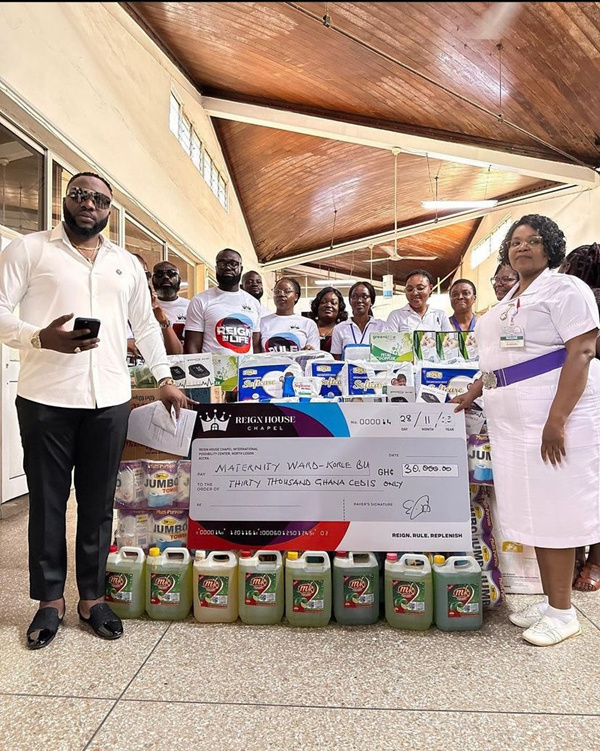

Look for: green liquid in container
[385,553,433,630]
[333,552,379,625]
[285,551,331,627]
[433,555,483,631]
[145,547,192,621]
[105,546,146,619]
[238,550,284,625]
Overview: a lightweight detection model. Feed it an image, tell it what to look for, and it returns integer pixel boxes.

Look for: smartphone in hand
[73,317,101,340]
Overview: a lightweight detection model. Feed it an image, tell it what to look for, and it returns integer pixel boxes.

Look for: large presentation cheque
[187,402,471,551]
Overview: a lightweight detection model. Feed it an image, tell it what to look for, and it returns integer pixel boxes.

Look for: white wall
[0,2,258,272]
[455,188,600,312]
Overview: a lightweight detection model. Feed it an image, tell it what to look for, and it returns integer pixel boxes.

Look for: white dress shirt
[386,303,452,333]
[0,224,170,408]
[330,318,387,356]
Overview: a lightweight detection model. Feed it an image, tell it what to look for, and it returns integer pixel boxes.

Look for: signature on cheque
[403,494,432,521]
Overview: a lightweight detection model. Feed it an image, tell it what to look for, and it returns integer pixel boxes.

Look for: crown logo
[200,409,231,432]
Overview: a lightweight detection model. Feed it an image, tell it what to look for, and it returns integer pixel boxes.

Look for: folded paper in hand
[126,401,196,456]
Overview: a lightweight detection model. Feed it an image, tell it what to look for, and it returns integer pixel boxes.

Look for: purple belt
[482,348,567,389]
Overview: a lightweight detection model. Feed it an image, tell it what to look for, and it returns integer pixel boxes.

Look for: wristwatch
[158,377,176,388]
[30,330,42,349]
[159,319,171,329]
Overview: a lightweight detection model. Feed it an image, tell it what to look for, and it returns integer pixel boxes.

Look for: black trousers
[16,396,130,601]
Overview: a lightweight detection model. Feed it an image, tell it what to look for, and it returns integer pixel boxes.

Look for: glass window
[210,162,219,194]
[169,93,180,137]
[218,175,227,208]
[52,163,74,228]
[0,123,44,235]
[203,152,212,184]
[179,114,191,156]
[470,217,511,269]
[125,217,164,276]
[167,249,195,300]
[191,132,202,171]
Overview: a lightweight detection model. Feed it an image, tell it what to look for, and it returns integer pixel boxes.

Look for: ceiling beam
[203,97,600,189]
[258,183,587,272]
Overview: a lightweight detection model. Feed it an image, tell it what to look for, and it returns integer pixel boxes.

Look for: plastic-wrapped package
[238,354,303,401]
[150,508,189,551]
[116,508,151,550]
[467,434,493,485]
[177,459,191,508]
[143,459,179,507]
[114,460,145,508]
[481,568,504,609]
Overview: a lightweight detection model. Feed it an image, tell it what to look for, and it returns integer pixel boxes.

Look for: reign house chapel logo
[200,409,231,433]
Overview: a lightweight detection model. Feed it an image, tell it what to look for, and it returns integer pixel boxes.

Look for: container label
[245,572,277,606]
[292,579,324,613]
[393,579,425,614]
[344,574,375,608]
[447,583,480,617]
[105,571,133,604]
[150,573,181,605]
[197,575,229,608]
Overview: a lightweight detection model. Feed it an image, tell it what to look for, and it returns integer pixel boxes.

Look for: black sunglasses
[66,186,112,210]
[153,269,179,279]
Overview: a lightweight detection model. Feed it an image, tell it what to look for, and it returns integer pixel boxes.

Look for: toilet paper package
[116,508,151,551]
[114,460,145,508]
[285,350,334,374]
[177,459,191,508]
[150,508,189,551]
[143,459,179,507]
[467,434,493,485]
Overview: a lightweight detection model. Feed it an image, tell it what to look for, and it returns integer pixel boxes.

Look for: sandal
[573,562,600,593]
[78,602,123,640]
[573,549,587,586]
[26,601,65,650]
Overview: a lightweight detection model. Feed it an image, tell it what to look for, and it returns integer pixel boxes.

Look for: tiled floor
[1,502,599,751]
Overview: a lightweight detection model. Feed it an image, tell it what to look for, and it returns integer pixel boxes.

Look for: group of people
[0,169,598,651]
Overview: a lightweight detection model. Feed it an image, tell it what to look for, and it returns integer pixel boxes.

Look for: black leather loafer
[78,602,123,640]
[26,604,65,650]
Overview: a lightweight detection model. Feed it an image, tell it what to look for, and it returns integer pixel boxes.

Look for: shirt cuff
[151,364,172,384]
[20,323,41,350]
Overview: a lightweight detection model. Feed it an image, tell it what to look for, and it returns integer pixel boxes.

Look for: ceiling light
[421,200,498,210]
[314,279,357,287]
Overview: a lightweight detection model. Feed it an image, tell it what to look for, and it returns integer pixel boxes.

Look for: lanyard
[351,319,372,345]
[450,314,476,332]
[499,298,521,323]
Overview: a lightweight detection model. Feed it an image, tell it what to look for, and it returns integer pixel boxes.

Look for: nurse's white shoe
[522,614,582,646]
[508,600,547,628]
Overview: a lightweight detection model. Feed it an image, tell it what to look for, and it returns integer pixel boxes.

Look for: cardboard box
[370,332,413,362]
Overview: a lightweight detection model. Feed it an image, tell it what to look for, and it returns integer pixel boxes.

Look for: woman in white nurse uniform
[453,214,600,646]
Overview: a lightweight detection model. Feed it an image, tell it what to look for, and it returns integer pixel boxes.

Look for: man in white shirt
[0,172,187,649]
[152,260,190,342]
[386,269,452,333]
[184,249,261,354]
[242,270,271,318]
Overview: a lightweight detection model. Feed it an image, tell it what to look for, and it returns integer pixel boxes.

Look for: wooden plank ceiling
[126,1,600,282]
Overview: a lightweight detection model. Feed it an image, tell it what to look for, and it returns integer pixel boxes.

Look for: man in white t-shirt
[184,249,261,354]
[152,261,190,342]
[386,269,452,333]
[242,270,271,318]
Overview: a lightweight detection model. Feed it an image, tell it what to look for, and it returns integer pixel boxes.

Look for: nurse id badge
[500,325,524,348]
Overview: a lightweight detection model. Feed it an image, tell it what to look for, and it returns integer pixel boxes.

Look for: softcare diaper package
[343,361,414,397]
[238,354,303,401]
[418,364,479,399]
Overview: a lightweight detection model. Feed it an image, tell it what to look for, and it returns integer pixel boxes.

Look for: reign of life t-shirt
[260,313,320,352]
[158,296,190,341]
[184,287,261,354]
